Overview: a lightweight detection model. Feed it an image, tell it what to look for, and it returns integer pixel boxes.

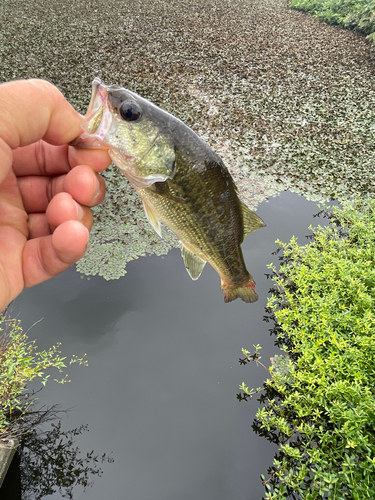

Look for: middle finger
[18,165,106,213]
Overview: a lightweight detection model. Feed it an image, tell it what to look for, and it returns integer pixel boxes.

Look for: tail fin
[221,276,258,304]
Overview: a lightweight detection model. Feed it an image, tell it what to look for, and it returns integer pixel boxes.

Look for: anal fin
[142,200,162,238]
[181,245,206,280]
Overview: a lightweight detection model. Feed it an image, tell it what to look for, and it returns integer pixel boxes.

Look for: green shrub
[0,316,87,440]
[240,199,375,499]
[289,0,375,41]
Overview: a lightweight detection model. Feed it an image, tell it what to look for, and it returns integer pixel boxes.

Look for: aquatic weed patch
[240,200,375,498]
[1,0,375,277]
[289,0,375,42]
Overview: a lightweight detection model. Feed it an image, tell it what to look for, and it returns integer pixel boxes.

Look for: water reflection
[20,420,114,499]
[52,292,135,345]
[236,255,304,498]
[0,417,113,500]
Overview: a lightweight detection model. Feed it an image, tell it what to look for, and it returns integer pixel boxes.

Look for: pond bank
[290,0,375,43]
[247,199,375,499]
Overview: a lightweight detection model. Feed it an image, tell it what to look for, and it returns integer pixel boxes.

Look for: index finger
[0,79,83,150]
[0,79,85,185]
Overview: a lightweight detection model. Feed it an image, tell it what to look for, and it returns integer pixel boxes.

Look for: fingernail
[75,201,84,221]
[93,176,101,199]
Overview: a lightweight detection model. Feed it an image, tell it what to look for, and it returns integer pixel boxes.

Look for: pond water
[7,191,330,500]
[0,0,372,496]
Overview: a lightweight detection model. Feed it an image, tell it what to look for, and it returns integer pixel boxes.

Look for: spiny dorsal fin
[181,245,206,280]
[241,202,266,240]
[142,200,162,238]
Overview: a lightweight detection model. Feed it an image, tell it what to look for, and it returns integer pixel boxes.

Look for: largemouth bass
[74,78,266,302]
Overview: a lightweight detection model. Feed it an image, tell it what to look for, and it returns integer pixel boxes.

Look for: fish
[73,78,266,303]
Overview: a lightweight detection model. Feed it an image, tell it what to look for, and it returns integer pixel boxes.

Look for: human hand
[0,79,111,312]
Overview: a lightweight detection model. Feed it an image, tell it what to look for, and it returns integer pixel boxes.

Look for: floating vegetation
[76,166,178,279]
[1,0,375,278]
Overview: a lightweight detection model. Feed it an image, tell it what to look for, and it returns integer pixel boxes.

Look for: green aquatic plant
[289,0,375,41]
[0,315,87,440]
[239,199,375,499]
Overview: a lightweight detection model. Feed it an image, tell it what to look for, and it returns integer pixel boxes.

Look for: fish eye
[119,101,142,121]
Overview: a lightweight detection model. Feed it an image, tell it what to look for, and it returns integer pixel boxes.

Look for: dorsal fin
[241,202,266,240]
[181,245,206,280]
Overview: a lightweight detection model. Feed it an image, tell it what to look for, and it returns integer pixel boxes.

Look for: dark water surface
[12,192,329,500]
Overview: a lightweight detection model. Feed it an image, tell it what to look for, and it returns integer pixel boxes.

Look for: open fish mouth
[70,78,113,148]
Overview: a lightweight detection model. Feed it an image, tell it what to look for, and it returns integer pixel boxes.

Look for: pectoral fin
[241,202,266,240]
[181,245,206,280]
[142,200,162,237]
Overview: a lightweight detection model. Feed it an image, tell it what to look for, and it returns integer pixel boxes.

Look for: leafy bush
[289,0,375,42]
[0,316,87,440]
[240,199,375,499]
